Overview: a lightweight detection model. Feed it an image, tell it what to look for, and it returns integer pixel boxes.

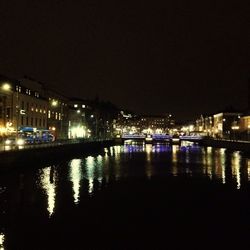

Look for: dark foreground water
[0,141,250,249]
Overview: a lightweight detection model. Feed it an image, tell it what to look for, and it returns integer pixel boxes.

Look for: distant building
[140,115,174,134]
[21,76,69,139]
[213,112,242,138]
[0,75,48,137]
[68,98,89,139]
[240,115,250,132]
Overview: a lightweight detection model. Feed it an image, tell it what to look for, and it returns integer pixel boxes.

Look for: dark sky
[0,1,249,121]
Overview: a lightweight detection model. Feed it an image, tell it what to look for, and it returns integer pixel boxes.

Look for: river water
[0,141,250,249]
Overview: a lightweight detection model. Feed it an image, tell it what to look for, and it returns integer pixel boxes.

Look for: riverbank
[0,139,116,170]
[202,138,250,153]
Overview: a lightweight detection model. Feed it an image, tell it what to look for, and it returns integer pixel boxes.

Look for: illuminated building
[68,98,89,139]
[0,75,48,136]
[213,112,242,139]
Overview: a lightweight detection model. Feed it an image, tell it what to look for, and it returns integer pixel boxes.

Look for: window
[35,118,37,126]
[26,117,29,126]
[21,116,24,125]
[31,117,33,126]
[74,104,78,108]
[26,102,29,111]
[39,119,42,126]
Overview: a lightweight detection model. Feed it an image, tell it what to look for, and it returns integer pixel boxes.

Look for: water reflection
[97,155,103,185]
[231,151,241,189]
[145,144,152,178]
[69,159,82,204]
[0,232,5,250]
[1,142,250,249]
[86,156,95,195]
[38,166,57,217]
[35,143,250,213]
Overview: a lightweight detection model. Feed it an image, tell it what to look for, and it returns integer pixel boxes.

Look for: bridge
[120,134,204,143]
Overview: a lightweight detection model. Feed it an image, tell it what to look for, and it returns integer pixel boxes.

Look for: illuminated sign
[20,110,26,115]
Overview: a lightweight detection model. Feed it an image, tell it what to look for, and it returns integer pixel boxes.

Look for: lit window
[55,112,58,120]
[48,110,51,118]
[82,104,85,108]
[74,104,78,108]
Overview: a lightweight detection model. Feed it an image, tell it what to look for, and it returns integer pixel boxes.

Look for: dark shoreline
[201,138,250,153]
[0,140,116,170]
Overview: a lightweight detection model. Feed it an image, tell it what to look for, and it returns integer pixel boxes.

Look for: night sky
[0,1,249,121]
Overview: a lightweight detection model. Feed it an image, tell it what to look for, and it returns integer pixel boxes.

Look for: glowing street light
[1,83,11,92]
[51,99,58,107]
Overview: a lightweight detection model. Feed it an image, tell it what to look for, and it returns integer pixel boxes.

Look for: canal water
[0,141,250,249]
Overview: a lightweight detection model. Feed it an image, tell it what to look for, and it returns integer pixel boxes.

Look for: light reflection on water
[85,156,95,195]
[33,142,250,218]
[69,159,82,204]
[38,166,57,217]
[0,232,5,250]
[231,151,241,189]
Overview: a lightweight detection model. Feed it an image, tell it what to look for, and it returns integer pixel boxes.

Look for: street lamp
[1,83,11,92]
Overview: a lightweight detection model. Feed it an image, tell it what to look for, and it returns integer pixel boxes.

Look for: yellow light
[1,83,11,91]
[51,100,58,107]
[16,138,25,145]
[231,126,239,130]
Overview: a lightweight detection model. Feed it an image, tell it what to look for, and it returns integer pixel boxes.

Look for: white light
[2,83,11,91]
[74,104,78,108]
[51,100,58,106]
[70,159,82,204]
[71,126,86,138]
[39,167,56,217]
[5,139,11,145]
[17,138,25,145]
